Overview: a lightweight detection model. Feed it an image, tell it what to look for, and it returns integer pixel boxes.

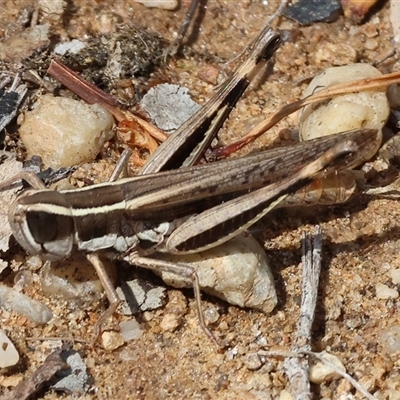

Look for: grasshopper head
[9,189,74,261]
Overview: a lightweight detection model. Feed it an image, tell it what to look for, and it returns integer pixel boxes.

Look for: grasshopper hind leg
[86,252,121,345]
[126,253,221,347]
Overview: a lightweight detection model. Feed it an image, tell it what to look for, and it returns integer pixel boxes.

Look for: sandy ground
[1,0,400,398]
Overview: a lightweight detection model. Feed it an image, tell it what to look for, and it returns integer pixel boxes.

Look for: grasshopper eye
[9,190,74,261]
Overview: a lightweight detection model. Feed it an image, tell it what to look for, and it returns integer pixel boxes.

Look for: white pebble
[154,234,277,313]
[101,331,125,351]
[39,0,65,16]
[19,94,114,168]
[54,39,86,55]
[390,269,400,284]
[380,325,400,353]
[309,352,346,384]
[0,284,53,323]
[0,330,19,368]
[119,319,142,341]
[141,84,201,132]
[135,0,178,10]
[375,283,399,299]
[299,64,389,165]
[391,0,400,43]
[41,255,117,306]
[279,390,293,400]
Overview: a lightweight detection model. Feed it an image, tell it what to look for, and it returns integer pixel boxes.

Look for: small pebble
[364,38,378,51]
[154,234,277,314]
[160,314,181,333]
[52,350,91,395]
[391,0,400,43]
[198,64,220,85]
[380,325,400,353]
[119,319,143,341]
[39,0,65,18]
[299,64,389,167]
[309,352,346,384]
[101,331,125,351]
[279,390,293,400]
[0,284,53,324]
[141,83,201,132]
[375,283,399,300]
[0,374,24,387]
[0,330,19,368]
[54,39,86,55]
[19,94,114,168]
[204,305,220,324]
[358,375,376,392]
[116,279,166,315]
[390,269,400,284]
[244,352,262,371]
[135,0,178,10]
[41,255,117,306]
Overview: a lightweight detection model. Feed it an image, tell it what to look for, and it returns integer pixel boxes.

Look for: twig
[0,346,69,400]
[166,0,199,57]
[47,60,168,142]
[259,227,376,399]
[283,226,322,400]
[212,70,400,158]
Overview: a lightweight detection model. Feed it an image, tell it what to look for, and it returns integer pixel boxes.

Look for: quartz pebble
[41,254,117,306]
[0,284,53,324]
[390,269,400,284]
[279,390,293,400]
[54,39,86,55]
[19,94,114,168]
[244,352,262,371]
[0,330,19,368]
[135,0,177,10]
[380,325,400,353]
[119,319,142,341]
[154,234,277,313]
[102,331,125,351]
[391,0,400,43]
[309,352,346,384]
[375,283,399,299]
[299,64,389,165]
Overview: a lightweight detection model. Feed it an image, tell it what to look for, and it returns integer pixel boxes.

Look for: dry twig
[283,226,322,400]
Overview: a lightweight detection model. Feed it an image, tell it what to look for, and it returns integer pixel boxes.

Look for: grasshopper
[0,27,381,343]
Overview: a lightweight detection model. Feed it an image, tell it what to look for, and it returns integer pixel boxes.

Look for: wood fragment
[166,0,199,57]
[47,60,168,143]
[283,226,322,400]
[259,228,376,399]
[212,70,400,159]
[0,346,69,400]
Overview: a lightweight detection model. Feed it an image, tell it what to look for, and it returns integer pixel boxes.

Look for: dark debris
[283,0,342,25]
[0,74,27,134]
[0,346,69,400]
[60,26,168,104]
